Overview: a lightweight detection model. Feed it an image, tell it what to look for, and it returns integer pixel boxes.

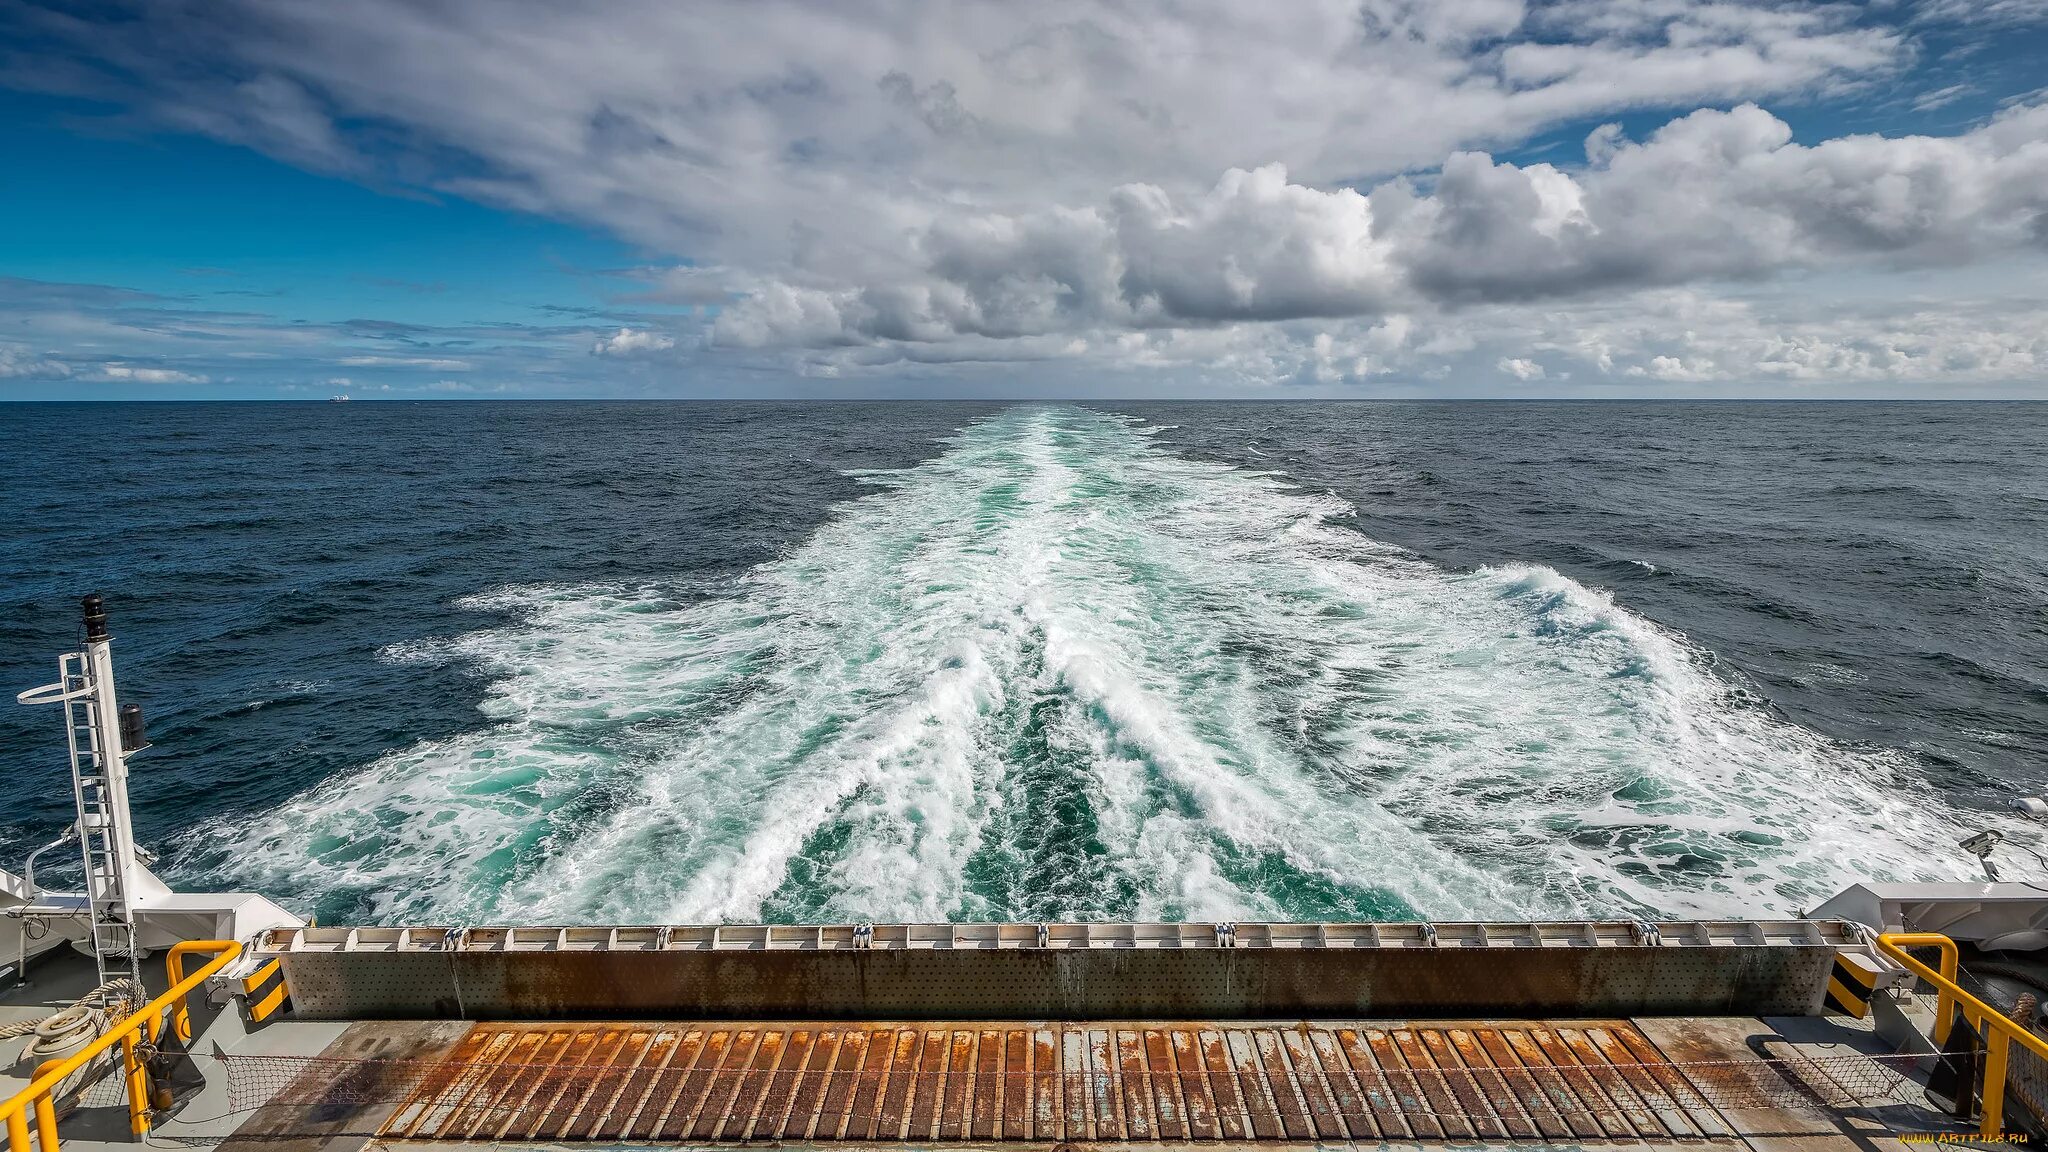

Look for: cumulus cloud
[1394,103,2048,303]
[714,164,1399,347]
[715,102,2048,350]
[591,327,678,356]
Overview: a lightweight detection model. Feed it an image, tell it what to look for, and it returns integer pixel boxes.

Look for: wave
[173,406,2011,925]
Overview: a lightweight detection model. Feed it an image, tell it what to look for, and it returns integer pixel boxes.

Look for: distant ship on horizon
[329,393,350,402]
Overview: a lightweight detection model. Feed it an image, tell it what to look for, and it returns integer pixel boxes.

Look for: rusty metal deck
[361,1020,1768,1143]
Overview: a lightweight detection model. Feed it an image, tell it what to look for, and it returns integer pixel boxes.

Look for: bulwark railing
[0,940,240,1152]
[260,919,1856,1021]
[1877,930,2048,1140]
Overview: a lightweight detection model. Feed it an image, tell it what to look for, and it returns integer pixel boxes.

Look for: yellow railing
[0,940,241,1152]
[1878,931,2048,1139]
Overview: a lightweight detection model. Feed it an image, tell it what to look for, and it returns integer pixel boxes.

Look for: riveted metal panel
[274,949,464,1019]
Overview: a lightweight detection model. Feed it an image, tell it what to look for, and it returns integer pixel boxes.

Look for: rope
[0,977,143,1038]
[2,978,148,1114]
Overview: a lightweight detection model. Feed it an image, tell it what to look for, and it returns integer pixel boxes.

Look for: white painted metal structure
[4,597,299,984]
[1810,882,2048,952]
[16,622,153,984]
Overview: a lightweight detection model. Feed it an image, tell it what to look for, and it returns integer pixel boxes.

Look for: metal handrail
[0,939,241,1151]
[1877,930,2048,1139]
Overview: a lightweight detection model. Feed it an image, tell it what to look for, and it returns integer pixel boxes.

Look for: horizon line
[4,395,2046,404]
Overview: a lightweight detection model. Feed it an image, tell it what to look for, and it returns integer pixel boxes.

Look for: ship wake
[178,406,1998,924]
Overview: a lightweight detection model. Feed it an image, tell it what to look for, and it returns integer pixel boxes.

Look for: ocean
[2,400,2043,926]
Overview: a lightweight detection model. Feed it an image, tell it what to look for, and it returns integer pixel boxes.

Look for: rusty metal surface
[214,1021,474,1152]
[277,940,1836,1020]
[361,1019,1747,1143]
[1632,1015,1847,1140]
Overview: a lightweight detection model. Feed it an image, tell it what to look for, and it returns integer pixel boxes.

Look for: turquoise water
[4,401,2044,924]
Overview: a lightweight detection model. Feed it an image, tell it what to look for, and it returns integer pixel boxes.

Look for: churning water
[3,401,2043,925]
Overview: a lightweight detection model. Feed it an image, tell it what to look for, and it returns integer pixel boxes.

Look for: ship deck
[2,947,1976,1150]
[220,1013,1949,1149]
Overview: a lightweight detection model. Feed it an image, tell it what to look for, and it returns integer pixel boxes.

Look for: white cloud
[1550,290,2048,384]
[1393,102,2048,304]
[5,1,2046,393]
[1912,0,2048,26]
[0,343,70,380]
[713,163,1401,347]
[769,278,2048,392]
[1911,84,1974,113]
[338,355,473,370]
[9,1,1906,278]
[591,327,678,356]
[99,363,208,384]
[715,102,2048,352]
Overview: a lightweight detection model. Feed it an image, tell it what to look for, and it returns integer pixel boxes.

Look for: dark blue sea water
[2,401,2043,925]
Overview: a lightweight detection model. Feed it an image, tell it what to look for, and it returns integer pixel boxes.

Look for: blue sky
[1,86,693,399]
[2,91,633,322]
[2,0,2046,399]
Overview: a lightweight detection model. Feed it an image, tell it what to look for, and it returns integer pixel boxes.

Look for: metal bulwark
[263,920,1852,1021]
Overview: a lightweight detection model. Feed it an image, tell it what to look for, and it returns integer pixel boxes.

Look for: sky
[1,0,2046,399]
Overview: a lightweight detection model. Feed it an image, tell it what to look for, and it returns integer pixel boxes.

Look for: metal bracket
[852,923,874,949]
[1214,922,1237,948]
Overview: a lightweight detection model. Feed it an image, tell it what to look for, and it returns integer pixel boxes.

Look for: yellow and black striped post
[1825,949,1883,1018]
[241,957,291,1025]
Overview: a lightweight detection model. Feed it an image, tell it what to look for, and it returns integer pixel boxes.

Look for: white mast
[16,595,157,985]
[78,595,148,985]
[9,595,301,979]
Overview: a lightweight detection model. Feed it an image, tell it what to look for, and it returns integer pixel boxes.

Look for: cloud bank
[3,0,2046,393]
[712,103,2048,350]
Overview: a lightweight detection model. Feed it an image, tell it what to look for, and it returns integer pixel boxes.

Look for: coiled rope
[2,978,146,1112]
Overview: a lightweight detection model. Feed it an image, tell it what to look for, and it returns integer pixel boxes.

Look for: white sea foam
[177,406,2022,924]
